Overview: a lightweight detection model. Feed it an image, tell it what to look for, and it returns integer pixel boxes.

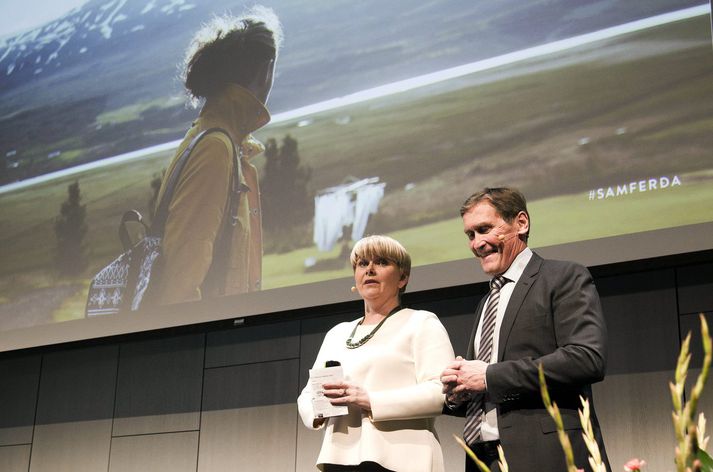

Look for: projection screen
[1,0,712,351]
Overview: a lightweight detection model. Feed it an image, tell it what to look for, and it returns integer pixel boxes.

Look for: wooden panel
[0,444,31,472]
[205,320,300,368]
[31,421,114,472]
[200,404,296,472]
[30,345,117,472]
[435,415,467,472]
[0,354,40,446]
[295,418,323,472]
[198,359,299,471]
[593,371,675,471]
[108,431,198,472]
[113,334,205,436]
[677,262,713,315]
[596,269,679,374]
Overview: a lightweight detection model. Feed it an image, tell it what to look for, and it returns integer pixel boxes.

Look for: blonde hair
[350,235,411,292]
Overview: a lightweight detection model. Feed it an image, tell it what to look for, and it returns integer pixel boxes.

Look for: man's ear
[515,211,530,236]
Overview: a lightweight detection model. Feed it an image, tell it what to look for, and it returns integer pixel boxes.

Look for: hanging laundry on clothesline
[313,177,385,252]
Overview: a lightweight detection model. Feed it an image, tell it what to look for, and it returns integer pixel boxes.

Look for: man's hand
[441,356,465,394]
[441,356,488,395]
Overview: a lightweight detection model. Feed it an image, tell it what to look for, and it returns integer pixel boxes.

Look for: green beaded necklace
[345,305,402,349]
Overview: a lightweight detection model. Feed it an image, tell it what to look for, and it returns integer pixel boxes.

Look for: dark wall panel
[30,345,118,472]
[418,293,485,356]
[199,359,299,471]
[113,333,205,436]
[34,345,118,424]
[205,320,300,368]
[677,262,713,315]
[202,358,299,411]
[592,269,681,469]
[299,312,357,388]
[0,354,40,446]
[597,269,680,375]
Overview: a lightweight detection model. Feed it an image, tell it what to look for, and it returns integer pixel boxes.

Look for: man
[441,187,609,471]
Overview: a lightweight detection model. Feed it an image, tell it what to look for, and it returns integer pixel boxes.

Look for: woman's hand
[322,381,371,411]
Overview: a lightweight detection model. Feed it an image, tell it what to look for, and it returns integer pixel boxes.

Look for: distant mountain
[0,0,703,184]
[0,0,702,111]
[0,0,204,89]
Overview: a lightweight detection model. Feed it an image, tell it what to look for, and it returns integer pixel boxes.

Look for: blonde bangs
[349,235,411,277]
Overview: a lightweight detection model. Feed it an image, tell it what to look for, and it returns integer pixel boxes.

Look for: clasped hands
[440,356,488,403]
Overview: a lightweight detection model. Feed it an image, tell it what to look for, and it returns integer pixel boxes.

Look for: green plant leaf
[697,448,713,471]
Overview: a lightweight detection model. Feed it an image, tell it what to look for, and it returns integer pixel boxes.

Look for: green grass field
[1,16,712,326]
[262,170,713,289]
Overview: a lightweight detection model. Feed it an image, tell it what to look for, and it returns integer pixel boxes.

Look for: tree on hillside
[260,135,312,252]
[54,181,88,275]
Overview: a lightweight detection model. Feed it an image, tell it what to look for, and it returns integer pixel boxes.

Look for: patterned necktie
[463,275,508,445]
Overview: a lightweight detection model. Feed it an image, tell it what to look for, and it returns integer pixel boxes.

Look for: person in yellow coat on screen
[154,7,282,305]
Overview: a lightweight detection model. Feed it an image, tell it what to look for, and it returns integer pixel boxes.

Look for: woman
[298,235,455,472]
[153,7,282,306]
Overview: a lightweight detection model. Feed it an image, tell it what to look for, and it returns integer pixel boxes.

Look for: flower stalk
[579,395,606,472]
[670,314,712,472]
[454,435,509,472]
[454,434,492,472]
[539,363,579,472]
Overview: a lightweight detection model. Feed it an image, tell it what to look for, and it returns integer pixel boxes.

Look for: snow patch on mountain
[0,0,196,82]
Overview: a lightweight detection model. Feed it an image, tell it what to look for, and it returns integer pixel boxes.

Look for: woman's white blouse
[297,308,455,472]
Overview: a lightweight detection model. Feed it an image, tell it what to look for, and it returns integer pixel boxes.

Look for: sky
[0,0,90,37]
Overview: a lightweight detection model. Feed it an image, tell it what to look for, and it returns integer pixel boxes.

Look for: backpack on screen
[84,128,241,317]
